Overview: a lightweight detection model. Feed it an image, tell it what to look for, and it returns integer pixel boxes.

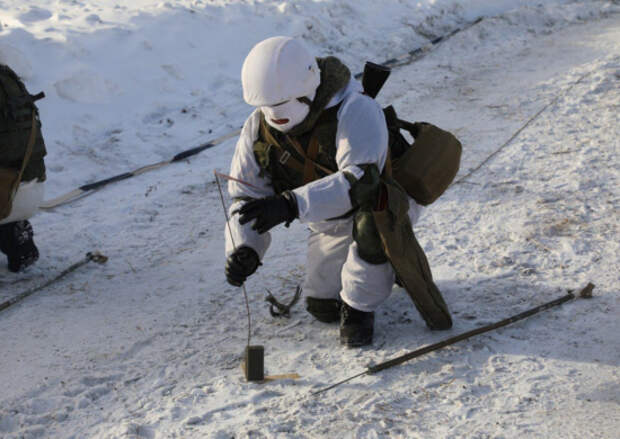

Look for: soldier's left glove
[225,246,260,287]
[238,191,298,234]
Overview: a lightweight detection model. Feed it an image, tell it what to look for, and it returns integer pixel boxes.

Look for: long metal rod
[214,171,252,348]
[368,291,577,374]
[312,284,593,396]
[0,252,108,314]
[40,130,240,209]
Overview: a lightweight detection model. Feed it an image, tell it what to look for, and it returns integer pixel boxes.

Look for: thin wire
[214,171,262,191]
[214,171,252,347]
[453,71,592,185]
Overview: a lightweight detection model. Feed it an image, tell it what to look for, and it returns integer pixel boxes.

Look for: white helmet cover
[242,36,320,107]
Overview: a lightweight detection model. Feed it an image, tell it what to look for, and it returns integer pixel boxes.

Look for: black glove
[225,246,260,287]
[238,191,298,234]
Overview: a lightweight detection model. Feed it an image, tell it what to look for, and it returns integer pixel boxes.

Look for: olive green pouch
[373,182,452,330]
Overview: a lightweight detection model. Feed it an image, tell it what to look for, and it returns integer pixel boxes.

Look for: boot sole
[340,335,373,348]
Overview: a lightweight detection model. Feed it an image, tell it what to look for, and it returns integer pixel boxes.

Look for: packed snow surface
[1,0,619,437]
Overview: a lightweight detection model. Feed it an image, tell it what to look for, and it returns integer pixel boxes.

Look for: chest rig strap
[285,134,334,184]
[259,119,305,176]
[259,108,338,187]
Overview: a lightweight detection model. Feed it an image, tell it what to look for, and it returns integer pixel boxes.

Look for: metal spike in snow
[311,283,595,396]
[39,17,484,210]
[39,130,240,209]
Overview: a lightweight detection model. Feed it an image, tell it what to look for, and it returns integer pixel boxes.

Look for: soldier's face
[261,93,313,132]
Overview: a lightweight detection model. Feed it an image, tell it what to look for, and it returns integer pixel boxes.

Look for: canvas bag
[384,105,462,206]
[373,179,452,330]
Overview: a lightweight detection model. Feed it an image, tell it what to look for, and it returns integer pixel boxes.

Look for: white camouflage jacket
[225,78,422,259]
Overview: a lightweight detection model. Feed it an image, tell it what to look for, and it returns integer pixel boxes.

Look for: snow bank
[0,0,597,193]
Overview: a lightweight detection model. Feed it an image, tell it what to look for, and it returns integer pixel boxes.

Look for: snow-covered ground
[1,0,619,437]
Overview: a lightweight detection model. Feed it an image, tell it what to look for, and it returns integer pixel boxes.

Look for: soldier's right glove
[237,191,298,234]
[225,246,260,287]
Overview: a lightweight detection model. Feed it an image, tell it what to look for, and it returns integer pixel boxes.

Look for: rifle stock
[362,61,391,99]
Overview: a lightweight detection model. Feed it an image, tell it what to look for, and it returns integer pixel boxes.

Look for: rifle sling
[259,119,306,176]
[10,112,37,203]
[285,134,335,179]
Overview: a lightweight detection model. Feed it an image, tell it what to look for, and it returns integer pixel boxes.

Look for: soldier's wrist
[281,190,299,222]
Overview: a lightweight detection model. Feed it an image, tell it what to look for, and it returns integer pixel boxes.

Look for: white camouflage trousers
[303,202,423,312]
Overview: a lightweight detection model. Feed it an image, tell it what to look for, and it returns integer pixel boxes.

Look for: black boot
[0,220,39,273]
[340,302,374,347]
[306,297,341,323]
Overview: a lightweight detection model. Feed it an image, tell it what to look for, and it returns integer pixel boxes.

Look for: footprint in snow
[85,14,103,25]
[250,390,284,404]
[18,7,53,23]
[54,70,119,104]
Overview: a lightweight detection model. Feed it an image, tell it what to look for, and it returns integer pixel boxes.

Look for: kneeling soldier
[224,37,452,347]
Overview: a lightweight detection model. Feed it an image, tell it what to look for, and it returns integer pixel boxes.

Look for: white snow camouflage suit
[225,75,423,312]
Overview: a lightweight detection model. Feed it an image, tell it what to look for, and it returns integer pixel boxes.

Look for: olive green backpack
[0,64,46,220]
